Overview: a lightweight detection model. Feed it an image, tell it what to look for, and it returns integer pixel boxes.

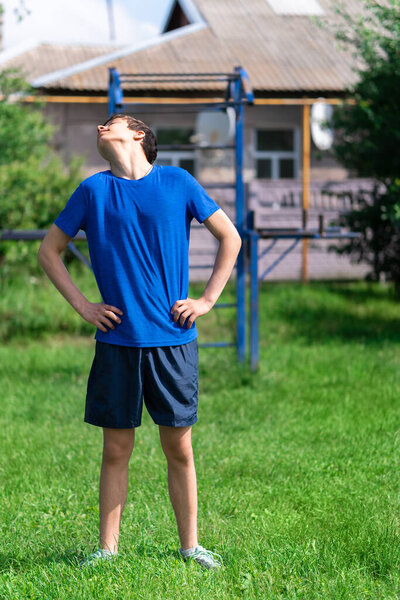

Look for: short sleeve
[54,183,87,237]
[185,170,220,224]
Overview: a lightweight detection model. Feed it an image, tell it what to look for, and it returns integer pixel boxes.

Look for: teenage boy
[37,113,241,569]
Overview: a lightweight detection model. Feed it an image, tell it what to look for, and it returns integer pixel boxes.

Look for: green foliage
[327,1,400,183]
[331,180,400,288]
[316,1,400,289]
[0,155,84,278]
[0,67,85,278]
[0,69,54,165]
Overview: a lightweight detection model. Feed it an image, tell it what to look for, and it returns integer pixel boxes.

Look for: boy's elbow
[37,242,55,266]
[37,242,48,263]
[234,231,242,250]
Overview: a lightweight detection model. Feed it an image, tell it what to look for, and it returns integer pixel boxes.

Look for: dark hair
[103,113,158,164]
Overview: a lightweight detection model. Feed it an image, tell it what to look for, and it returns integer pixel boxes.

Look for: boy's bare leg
[99,427,135,553]
[158,425,198,550]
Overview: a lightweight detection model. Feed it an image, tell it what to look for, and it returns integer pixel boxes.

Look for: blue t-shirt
[54,165,220,347]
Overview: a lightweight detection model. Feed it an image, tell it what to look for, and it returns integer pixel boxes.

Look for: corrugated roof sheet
[0,0,372,95]
[0,42,123,82]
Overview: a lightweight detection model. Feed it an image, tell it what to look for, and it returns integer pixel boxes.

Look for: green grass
[1,267,400,599]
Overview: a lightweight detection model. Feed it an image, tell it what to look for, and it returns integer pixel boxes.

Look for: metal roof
[0,41,122,83]
[0,0,370,96]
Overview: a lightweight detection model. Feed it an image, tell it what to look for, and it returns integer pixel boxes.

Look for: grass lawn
[1,267,400,599]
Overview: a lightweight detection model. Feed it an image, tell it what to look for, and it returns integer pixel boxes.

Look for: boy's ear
[133,130,145,140]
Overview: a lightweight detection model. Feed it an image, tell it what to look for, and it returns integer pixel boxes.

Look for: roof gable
[160,0,206,33]
[162,1,190,32]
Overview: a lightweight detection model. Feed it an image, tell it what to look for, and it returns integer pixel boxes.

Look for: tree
[0,67,84,280]
[316,0,400,290]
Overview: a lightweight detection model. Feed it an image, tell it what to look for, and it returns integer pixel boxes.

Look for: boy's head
[97,113,158,164]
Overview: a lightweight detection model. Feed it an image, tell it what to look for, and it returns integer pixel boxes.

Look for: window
[154,127,196,176]
[253,128,299,179]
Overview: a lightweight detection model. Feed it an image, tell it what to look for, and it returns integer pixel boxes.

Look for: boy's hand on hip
[80,302,123,333]
[170,297,213,329]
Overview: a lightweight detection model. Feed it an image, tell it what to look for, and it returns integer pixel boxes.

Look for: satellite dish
[194,108,236,147]
[311,100,334,150]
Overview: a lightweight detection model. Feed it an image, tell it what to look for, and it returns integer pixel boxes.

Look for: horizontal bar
[158,144,235,151]
[120,101,242,106]
[120,77,234,84]
[319,233,361,239]
[198,342,236,348]
[117,102,247,113]
[258,232,324,239]
[253,232,360,240]
[0,229,87,241]
[193,182,236,189]
[213,303,237,309]
[255,227,343,234]
[119,72,240,78]
[189,265,214,269]
[117,97,234,105]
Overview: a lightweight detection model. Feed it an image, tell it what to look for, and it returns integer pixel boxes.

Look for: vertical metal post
[302,103,310,283]
[108,67,123,117]
[249,232,259,371]
[108,68,115,116]
[234,66,246,363]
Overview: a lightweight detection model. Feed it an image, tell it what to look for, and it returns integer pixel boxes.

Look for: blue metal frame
[247,221,361,371]
[233,66,247,363]
[249,231,259,372]
[107,66,254,362]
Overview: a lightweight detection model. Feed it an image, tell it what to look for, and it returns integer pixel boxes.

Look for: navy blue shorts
[84,339,199,429]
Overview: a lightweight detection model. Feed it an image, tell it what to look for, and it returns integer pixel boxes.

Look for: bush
[0,67,85,282]
[0,154,85,278]
[317,1,400,291]
[333,181,400,290]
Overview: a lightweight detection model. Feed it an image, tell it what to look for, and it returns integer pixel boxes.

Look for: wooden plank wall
[188,179,377,282]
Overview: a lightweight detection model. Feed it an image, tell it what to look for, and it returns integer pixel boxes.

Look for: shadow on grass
[260,282,400,345]
[0,549,79,573]
[0,552,34,573]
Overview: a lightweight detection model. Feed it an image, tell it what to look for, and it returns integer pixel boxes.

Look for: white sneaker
[179,545,223,569]
[79,548,117,568]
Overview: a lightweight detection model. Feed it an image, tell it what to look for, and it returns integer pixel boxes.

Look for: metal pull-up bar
[108,66,254,362]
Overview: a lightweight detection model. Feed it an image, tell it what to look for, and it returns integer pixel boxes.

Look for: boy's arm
[170,209,242,329]
[37,224,123,332]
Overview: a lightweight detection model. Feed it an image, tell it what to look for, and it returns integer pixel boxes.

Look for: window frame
[252,127,300,179]
[153,125,197,177]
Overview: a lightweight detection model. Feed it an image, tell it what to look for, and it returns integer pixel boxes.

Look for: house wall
[44,102,349,181]
[43,101,369,282]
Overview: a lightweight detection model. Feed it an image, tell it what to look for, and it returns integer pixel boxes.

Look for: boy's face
[96,118,144,159]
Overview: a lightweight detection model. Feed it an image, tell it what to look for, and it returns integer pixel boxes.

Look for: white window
[153,127,196,177]
[267,0,324,15]
[253,128,300,179]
